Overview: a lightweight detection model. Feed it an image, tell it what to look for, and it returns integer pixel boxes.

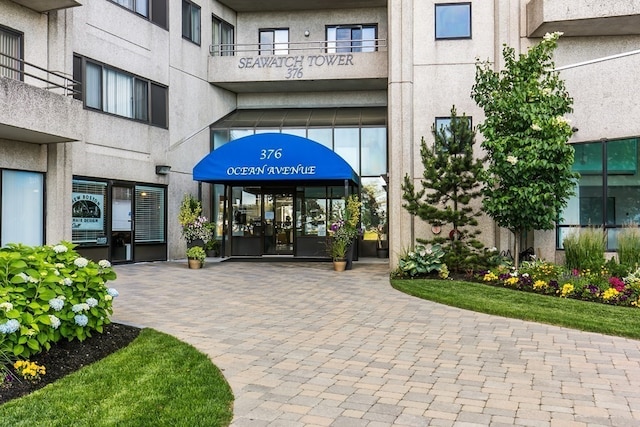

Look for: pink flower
[608,277,625,292]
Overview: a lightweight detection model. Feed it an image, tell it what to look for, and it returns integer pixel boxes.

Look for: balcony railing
[209,38,388,56]
[0,52,80,97]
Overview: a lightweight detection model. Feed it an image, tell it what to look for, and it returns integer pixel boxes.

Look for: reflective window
[182,0,201,45]
[308,128,333,149]
[558,138,640,250]
[76,55,167,127]
[326,25,377,53]
[435,3,472,39]
[1,170,44,246]
[361,127,387,176]
[0,26,22,80]
[212,16,234,56]
[334,128,360,172]
[360,177,387,243]
[109,0,167,28]
[259,29,289,55]
[231,187,261,236]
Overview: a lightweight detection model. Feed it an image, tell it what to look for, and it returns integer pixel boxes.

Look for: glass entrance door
[263,191,294,255]
[111,185,133,262]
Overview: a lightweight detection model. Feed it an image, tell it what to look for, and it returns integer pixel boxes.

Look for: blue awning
[193,133,359,185]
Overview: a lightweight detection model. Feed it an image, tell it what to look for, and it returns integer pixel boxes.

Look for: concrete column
[387,0,414,268]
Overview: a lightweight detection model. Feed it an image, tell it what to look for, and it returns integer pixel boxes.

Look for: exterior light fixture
[155,165,171,175]
[304,30,310,37]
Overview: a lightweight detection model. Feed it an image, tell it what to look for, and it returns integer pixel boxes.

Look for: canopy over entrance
[193,133,359,185]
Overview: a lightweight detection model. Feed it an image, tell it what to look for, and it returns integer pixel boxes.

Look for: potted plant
[186,246,206,269]
[375,222,389,258]
[179,194,213,248]
[327,195,362,270]
[205,238,220,257]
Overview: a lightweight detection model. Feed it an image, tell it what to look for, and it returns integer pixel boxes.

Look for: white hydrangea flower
[86,298,98,308]
[49,315,61,329]
[506,155,518,165]
[55,263,65,269]
[107,288,119,298]
[98,260,111,268]
[543,31,563,41]
[104,295,113,302]
[72,303,90,313]
[62,277,73,287]
[0,319,20,334]
[74,314,88,327]
[0,302,13,312]
[530,123,542,131]
[74,257,89,268]
[49,298,65,312]
[53,244,68,253]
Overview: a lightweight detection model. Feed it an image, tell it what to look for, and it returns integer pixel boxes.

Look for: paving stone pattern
[112,260,640,426]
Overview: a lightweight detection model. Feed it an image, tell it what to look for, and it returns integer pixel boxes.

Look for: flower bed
[479,258,640,308]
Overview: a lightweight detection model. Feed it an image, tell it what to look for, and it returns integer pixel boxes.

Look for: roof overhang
[193,133,359,185]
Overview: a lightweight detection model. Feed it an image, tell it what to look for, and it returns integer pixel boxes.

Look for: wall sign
[237,54,355,80]
[72,193,104,231]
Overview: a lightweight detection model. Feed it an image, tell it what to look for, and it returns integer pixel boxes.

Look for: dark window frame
[258,28,290,56]
[435,2,472,40]
[212,15,235,56]
[0,25,24,81]
[325,24,378,53]
[73,54,168,129]
[182,0,202,45]
[107,0,168,30]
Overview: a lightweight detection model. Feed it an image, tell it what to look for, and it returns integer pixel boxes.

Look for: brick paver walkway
[112,260,640,426]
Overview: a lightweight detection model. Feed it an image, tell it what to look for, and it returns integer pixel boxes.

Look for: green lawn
[392,278,640,340]
[0,329,234,427]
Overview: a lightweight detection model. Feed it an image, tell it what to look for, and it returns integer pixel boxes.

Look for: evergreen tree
[402,106,485,272]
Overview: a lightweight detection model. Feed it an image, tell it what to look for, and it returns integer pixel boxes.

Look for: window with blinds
[135,186,165,243]
[0,26,22,80]
[72,180,107,244]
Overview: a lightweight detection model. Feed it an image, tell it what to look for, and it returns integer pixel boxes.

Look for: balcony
[208,39,388,93]
[0,54,81,144]
[527,0,640,37]
[10,0,81,13]
[216,0,385,12]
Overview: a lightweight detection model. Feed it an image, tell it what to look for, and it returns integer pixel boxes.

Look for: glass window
[212,16,234,56]
[361,127,387,176]
[435,3,472,39]
[182,0,201,45]
[307,128,333,149]
[75,56,167,128]
[1,170,44,246]
[231,187,261,237]
[259,29,289,55]
[334,128,360,173]
[558,138,640,250]
[326,25,377,53]
[0,26,22,80]
[111,0,148,17]
[360,177,387,242]
[300,187,328,237]
[135,186,165,243]
[72,179,108,245]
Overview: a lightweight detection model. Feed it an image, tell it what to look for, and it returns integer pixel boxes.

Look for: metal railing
[0,52,80,97]
[209,38,388,56]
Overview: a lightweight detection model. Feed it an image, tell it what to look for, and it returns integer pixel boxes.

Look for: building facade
[1,0,639,265]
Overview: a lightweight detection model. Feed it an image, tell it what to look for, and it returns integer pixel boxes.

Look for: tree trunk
[513,230,521,270]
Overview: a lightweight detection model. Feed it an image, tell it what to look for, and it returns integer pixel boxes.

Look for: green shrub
[563,227,605,272]
[0,242,118,358]
[617,223,640,268]
[392,244,448,279]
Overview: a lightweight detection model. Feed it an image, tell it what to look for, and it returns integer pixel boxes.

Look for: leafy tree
[471,32,579,269]
[402,106,485,272]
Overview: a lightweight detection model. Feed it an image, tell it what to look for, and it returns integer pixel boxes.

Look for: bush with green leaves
[392,244,448,279]
[0,242,118,358]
